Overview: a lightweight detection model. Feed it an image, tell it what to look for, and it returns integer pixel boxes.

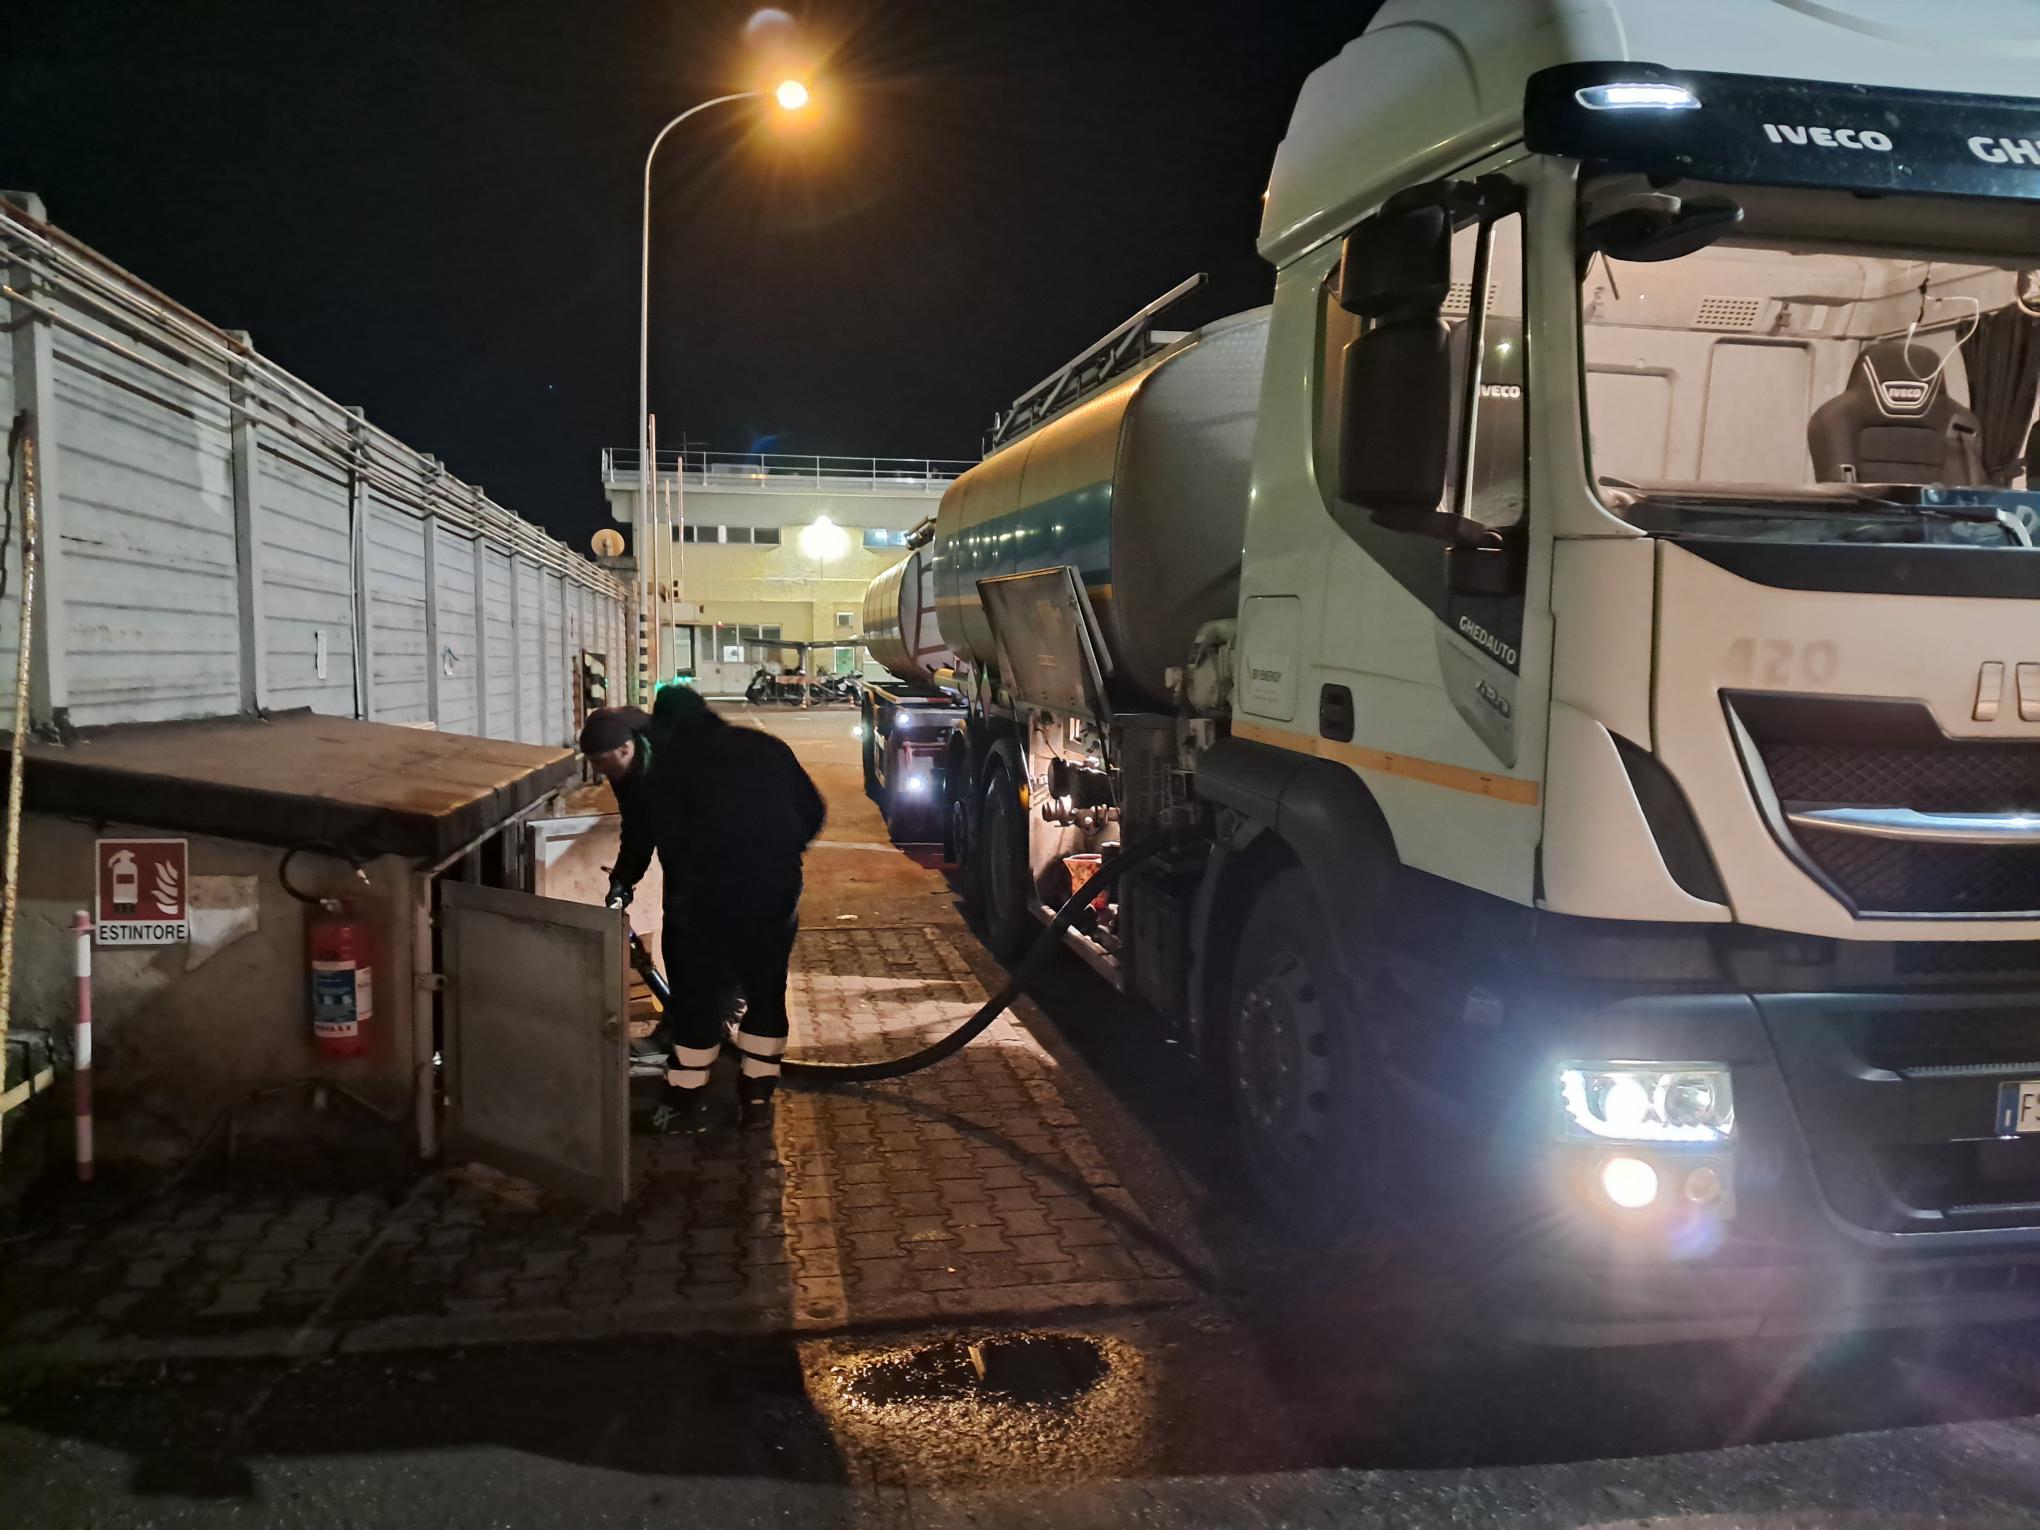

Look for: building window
[677,524,778,543]
[862,527,909,550]
[835,610,855,629]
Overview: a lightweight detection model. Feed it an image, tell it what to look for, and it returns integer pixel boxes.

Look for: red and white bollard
[72,910,93,1183]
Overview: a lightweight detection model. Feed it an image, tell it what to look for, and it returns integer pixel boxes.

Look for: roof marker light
[1575,82,1700,112]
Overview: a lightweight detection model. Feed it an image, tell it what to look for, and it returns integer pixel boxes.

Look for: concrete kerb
[0,1279,1202,1370]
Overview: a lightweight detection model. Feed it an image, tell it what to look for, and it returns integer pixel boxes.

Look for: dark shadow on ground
[0,1332,846,1503]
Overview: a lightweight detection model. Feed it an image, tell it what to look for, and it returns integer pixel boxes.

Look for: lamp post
[636,78,810,701]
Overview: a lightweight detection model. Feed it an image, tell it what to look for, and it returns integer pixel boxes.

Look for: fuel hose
[629,830,1186,1085]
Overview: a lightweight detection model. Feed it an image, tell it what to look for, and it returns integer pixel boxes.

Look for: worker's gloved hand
[604,881,633,912]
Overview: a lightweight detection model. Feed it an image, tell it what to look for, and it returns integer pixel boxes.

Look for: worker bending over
[580,687,826,1131]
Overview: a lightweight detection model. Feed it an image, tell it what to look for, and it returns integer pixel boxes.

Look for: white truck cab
[906,0,2040,1342]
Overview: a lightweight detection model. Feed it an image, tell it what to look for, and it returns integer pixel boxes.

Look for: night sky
[3,1,1379,551]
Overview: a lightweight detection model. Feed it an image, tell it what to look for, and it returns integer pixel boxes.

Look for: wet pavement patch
[848,1334,1107,1409]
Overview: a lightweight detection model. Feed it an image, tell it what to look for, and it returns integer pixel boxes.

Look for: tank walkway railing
[600,449,974,495]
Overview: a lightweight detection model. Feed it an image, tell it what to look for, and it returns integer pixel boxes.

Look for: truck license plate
[1996,1080,2040,1135]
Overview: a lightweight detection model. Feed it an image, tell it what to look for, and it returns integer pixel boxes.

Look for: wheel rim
[1233,950,1335,1173]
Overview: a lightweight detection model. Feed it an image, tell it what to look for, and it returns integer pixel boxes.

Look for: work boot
[737,1077,777,1131]
[650,1085,716,1135]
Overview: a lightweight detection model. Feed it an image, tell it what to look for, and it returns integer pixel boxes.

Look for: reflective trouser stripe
[667,1042,720,1090]
[733,1029,786,1079]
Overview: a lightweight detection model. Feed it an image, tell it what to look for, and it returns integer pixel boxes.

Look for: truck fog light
[904,774,929,794]
[1600,1156,1660,1210]
[1684,1166,1724,1205]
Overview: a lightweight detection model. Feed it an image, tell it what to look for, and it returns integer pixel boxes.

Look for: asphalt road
[7,704,2040,1527]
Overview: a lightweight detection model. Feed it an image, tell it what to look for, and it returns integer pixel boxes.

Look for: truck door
[441,881,629,1211]
[1240,165,1548,906]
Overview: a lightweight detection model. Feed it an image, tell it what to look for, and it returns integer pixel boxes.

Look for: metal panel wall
[433,523,479,735]
[515,560,543,745]
[541,571,565,748]
[563,583,584,736]
[0,324,22,733]
[256,442,358,715]
[0,196,630,740]
[481,547,517,741]
[50,296,242,724]
[365,497,430,725]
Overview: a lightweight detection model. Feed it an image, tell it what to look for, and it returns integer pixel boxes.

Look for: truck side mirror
[1336,205,1451,318]
[1336,320,1455,524]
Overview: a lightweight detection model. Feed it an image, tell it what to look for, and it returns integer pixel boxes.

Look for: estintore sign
[96,839,189,946]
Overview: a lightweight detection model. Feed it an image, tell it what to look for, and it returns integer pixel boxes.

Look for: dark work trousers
[662,905,797,1093]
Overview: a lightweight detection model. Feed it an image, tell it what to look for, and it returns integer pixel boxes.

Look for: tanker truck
[868,0,2040,1343]
[857,524,966,841]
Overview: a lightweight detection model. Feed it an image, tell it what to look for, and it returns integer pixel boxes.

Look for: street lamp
[797,514,850,706]
[797,513,850,566]
[636,78,811,701]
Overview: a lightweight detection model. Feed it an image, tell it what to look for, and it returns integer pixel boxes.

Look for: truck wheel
[978,765,1036,960]
[950,760,979,903]
[861,708,879,798]
[1227,866,1378,1247]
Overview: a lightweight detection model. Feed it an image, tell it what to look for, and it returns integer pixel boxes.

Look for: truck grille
[1763,994,2040,1235]
[1895,941,2040,979]
[1729,694,2040,917]
[1794,831,2040,917]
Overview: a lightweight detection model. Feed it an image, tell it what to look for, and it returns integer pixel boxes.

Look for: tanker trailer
[857,526,965,841]
[930,299,1270,962]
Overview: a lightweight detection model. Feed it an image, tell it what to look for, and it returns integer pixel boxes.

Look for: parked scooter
[744,666,811,705]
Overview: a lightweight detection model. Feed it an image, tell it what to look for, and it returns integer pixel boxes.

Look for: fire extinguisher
[309,896,374,1059]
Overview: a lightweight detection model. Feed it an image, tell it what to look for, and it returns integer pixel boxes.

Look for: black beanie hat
[578,706,649,755]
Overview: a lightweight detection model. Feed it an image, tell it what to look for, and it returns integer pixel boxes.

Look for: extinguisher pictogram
[308,897,374,1059]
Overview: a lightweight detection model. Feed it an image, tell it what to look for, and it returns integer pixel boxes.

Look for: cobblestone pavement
[0,922,1193,1361]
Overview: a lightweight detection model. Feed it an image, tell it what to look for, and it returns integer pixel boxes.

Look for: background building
[599,449,970,694]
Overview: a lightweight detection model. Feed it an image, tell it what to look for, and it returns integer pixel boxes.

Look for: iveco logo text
[1761,123,1893,152]
[1970,136,2040,166]
[1479,384,1522,400]
[1456,616,1517,667]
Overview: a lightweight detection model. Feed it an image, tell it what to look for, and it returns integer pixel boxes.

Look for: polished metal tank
[859,544,952,686]
[931,308,1270,711]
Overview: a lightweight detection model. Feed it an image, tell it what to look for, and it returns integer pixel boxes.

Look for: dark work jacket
[611,697,826,928]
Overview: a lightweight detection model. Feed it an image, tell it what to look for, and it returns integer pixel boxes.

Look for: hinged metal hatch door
[442,881,629,1211]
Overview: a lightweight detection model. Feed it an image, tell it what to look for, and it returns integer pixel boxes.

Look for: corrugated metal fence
[0,192,628,744]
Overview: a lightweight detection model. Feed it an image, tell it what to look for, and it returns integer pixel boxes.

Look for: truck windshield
[1579,177,2040,548]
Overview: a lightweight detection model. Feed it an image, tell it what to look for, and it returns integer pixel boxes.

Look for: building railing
[601,448,974,493]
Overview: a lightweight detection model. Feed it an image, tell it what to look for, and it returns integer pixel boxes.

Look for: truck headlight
[1558,1064,1734,1145]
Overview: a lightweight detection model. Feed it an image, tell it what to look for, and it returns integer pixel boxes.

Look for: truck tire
[978,764,1037,960]
[1226,865,1379,1247]
[861,702,880,799]
[950,756,980,904]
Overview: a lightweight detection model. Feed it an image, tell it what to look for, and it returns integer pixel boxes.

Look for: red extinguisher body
[309,898,374,1058]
